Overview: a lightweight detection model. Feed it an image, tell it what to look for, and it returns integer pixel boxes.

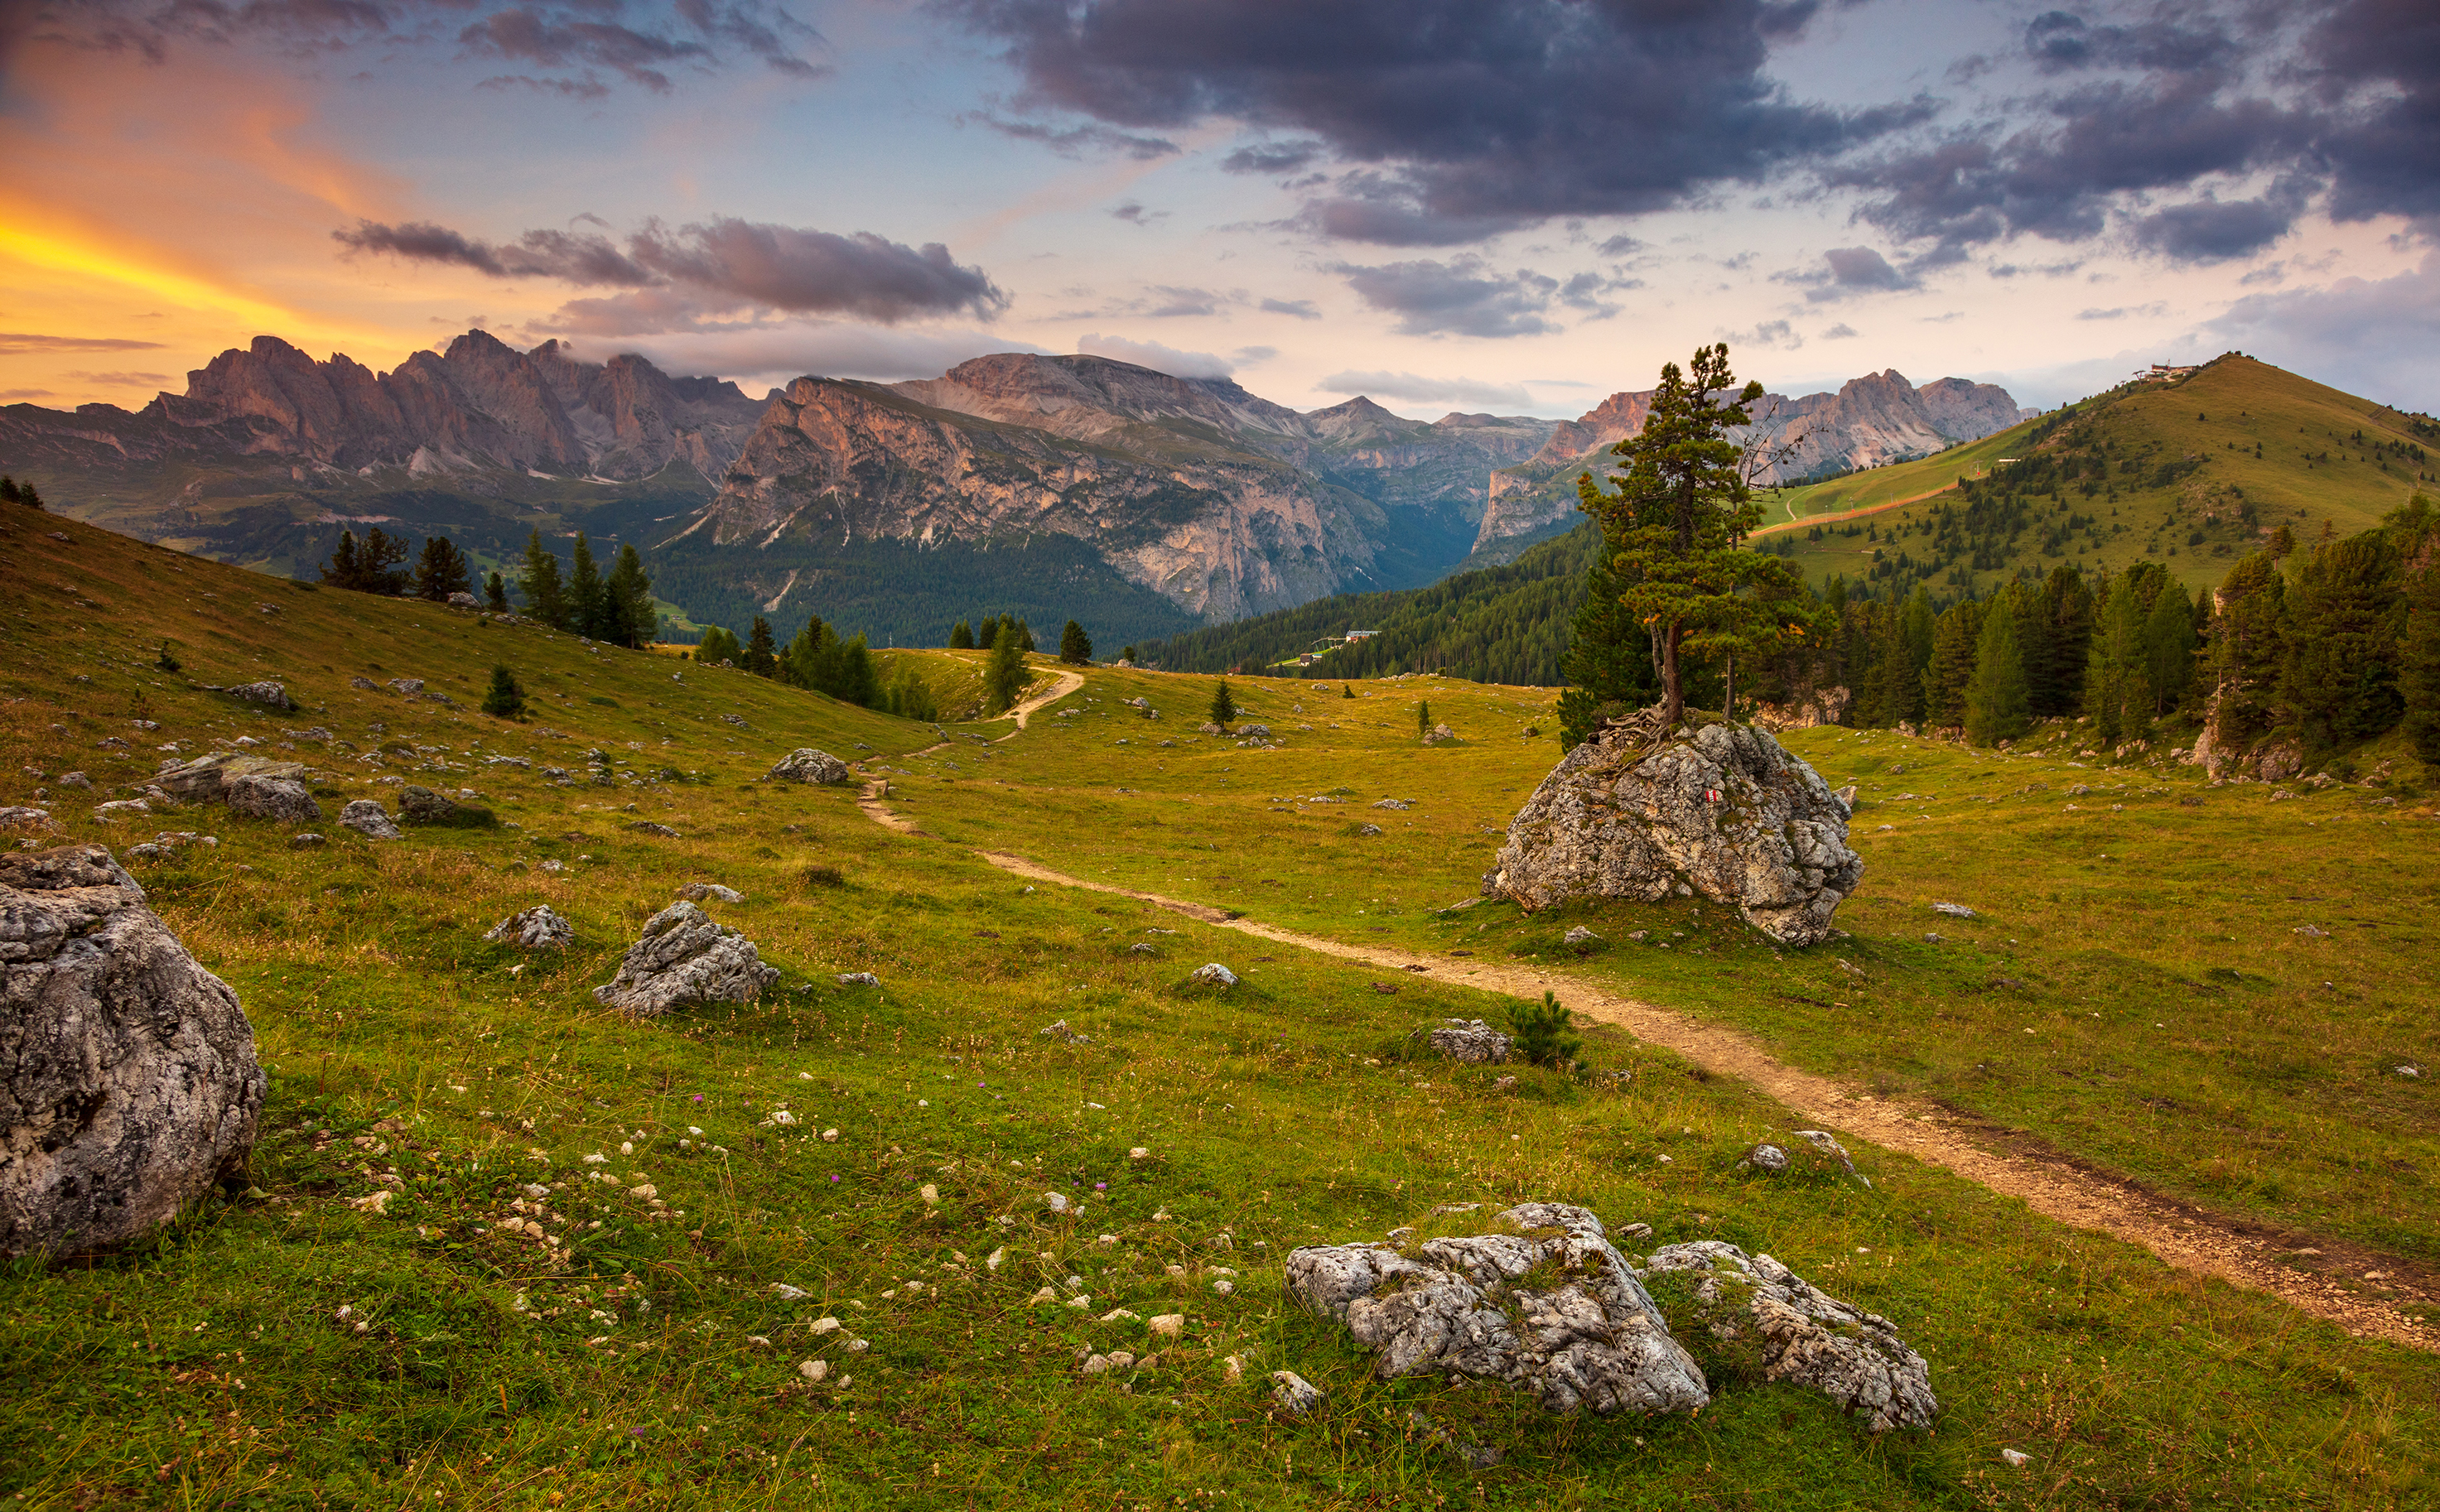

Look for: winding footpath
[856,681,2433,1353]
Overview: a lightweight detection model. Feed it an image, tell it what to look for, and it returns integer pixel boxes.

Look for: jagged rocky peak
[128,329,763,480]
[892,353,1306,447]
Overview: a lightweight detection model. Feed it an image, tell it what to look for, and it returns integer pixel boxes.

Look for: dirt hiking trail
[851,760,2433,1351]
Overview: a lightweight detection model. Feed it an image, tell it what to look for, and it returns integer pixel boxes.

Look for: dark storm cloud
[1333,257,1560,339]
[335,216,1006,322]
[1776,245,1916,301]
[968,114,1179,159]
[31,0,822,88]
[1839,1,2440,264]
[936,0,1911,243]
[1220,141,1324,176]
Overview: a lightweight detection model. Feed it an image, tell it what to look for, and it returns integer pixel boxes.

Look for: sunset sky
[2,0,2433,419]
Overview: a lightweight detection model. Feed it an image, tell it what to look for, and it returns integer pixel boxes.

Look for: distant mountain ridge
[1474,368,2028,555]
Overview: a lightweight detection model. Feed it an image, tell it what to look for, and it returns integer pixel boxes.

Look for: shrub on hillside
[482,665,527,720]
[1507,991,1582,1069]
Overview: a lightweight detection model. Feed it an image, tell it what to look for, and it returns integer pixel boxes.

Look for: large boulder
[338,800,401,840]
[1287,1202,1709,1416]
[218,681,294,710]
[224,774,321,826]
[399,785,494,828]
[592,902,779,1018]
[768,749,852,785]
[1417,1018,1511,1064]
[1,845,264,1256]
[1642,1241,1936,1432]
[152,753,309,805]
[1485,715,1862,947]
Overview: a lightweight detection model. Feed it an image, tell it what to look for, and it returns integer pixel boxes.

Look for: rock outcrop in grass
[1642,1241,1936,1433]
[1287,1202,1710,1416]
[1486,716,1861,947]
[0,845,264,1256]
[225,774,321,826]
[768,749,852,785]
[592,902,779,1018]
[485,905,573,950]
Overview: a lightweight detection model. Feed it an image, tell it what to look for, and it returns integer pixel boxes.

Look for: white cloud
[1074,333,1234,378]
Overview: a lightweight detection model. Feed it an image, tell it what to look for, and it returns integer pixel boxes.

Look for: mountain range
[0,332,2023,643]
[1470,370,2033,561]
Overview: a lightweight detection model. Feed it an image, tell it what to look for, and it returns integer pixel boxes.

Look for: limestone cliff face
[690,374,1387,623]
[1473,369,2023,552]
[116,330,764,479]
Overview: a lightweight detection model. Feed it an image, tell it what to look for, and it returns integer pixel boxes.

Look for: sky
[1,0,2435,421]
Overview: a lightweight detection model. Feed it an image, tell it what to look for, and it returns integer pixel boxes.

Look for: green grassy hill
[1767,354,2437,602]
[2,506,2436,1508]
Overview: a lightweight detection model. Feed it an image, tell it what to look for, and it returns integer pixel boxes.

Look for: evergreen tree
[1015,618,1037,653]
[603,543,655,648]
[696,625,743,667]
[779,618,831,689]
[1555,527,1662,746]
[1921,599,1985,730]
[2141,579,2200,715]
[2207,553,2288,749]
[2086,575,2152,744]
[1208,677,1237,728]
[518,529,567,628]
[0,475,41,509]
[1416,700,1433,739]
[485,571,509,613]
[984,623,1030,713]
[949,619,976,650]
[1343,684,1356,699]
[480,665,526,720]
[2281,532,2405,748]
[412,535,473,601]
[885,662,941,721]
[153,639,180,672]
[1965,595,2032,745]
[321,529,362,591]
[1058,619,1093,665]
[1119,645,1137,664]
[567,532,605,638]
[1572,344,1800,725]
[2404,549,2440,762]
[2029,566,2095,715]
[744,615,778,678]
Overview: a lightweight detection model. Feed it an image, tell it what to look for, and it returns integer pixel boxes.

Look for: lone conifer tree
[484,571,509,612]
[1208,677,1236,728]
[567,532,605,638]
[412,535,473,601]
[1343,683,1356,699]
[1416,700,1432,739]
[984,623,1030,713]
[1058,619,1092,665]
[603,543,654,648]
[1571,344,1806,727]
[481,665,526,720]
[949,619,976,650]
[1965,596,2032,746]
[744,616,778,677]
[518,529,567,628]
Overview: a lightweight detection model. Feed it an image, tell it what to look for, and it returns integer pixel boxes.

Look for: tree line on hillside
[682,609,1098,719]
[1543,344,2440,764]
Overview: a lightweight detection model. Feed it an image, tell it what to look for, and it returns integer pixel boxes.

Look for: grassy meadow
[2,509,2438,1508]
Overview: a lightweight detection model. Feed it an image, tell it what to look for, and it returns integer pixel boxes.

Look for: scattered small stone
[287,832,325,849]
[1189,963,1238,988]
[1741,1143,1790,1173]
[835,972,880,987]
[677,882,744,903]
[1418,1018,1511,1064]
[485,906,574,951]
[1271,1371,1324,1416]
[2293,924,2331,938]
[629,821,680,837]
[1931,902,1976,918]
[1356,823,1382,836]
[2000,1448,2030,1467]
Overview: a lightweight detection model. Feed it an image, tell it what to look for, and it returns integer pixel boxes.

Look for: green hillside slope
[5,506,2435,1507]
[1769,354,2436,602]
